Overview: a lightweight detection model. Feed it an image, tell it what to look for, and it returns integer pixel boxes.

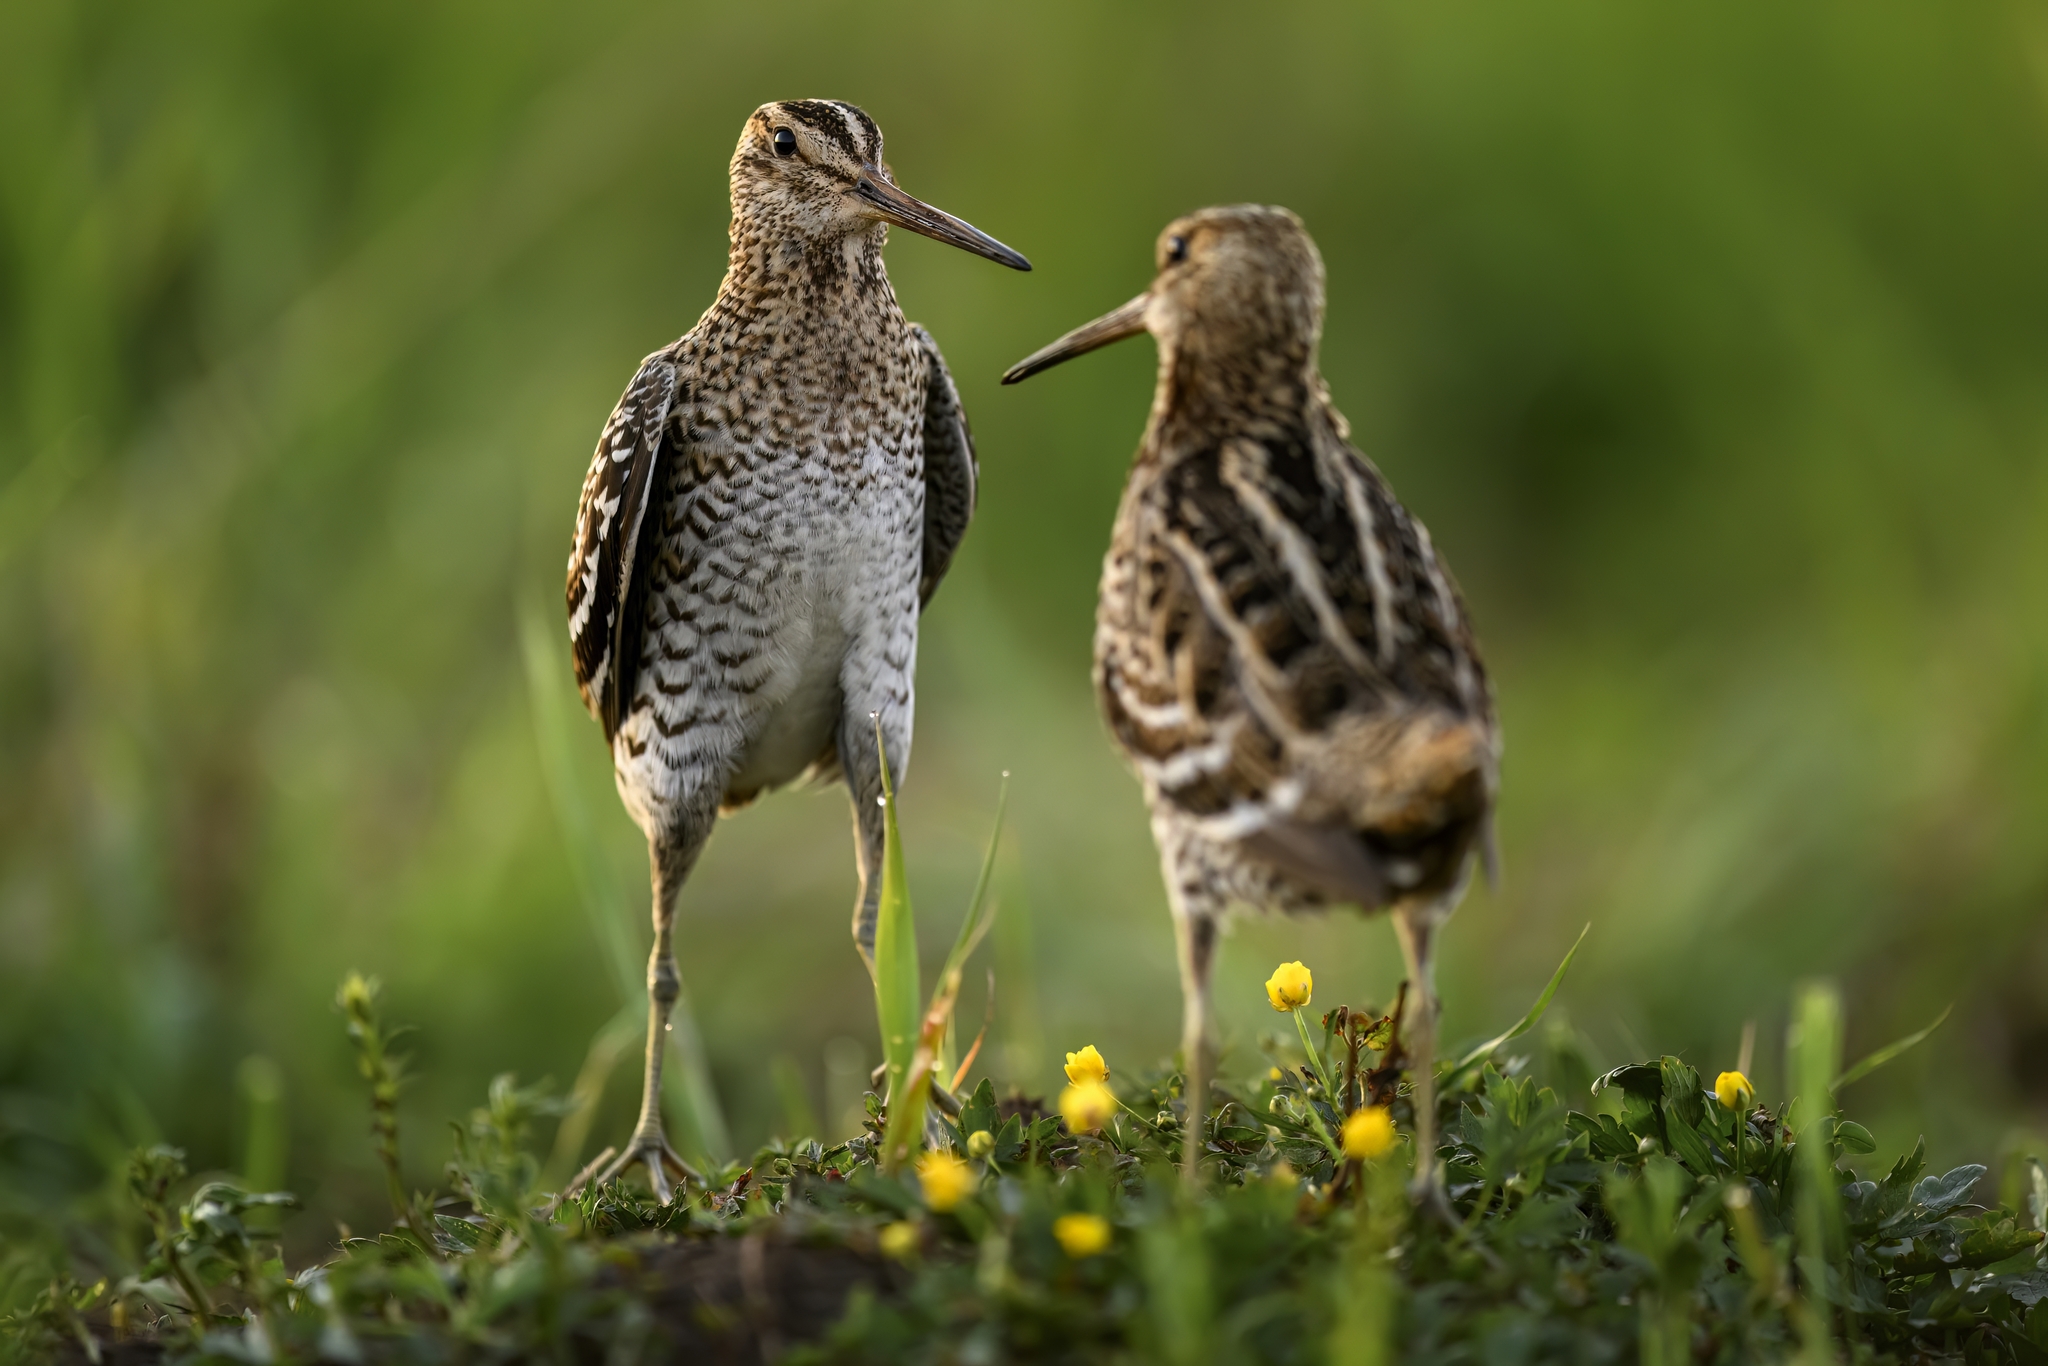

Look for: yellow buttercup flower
[878,1221,920,1260]
[916,1151,976,1212]
[1064,1044,1109,1086]
[1342,1106,1396,1160]
[1060,1080,1117,1134]
[966,1129,995,1160]
[1053,1212,1113,1258]
[1714,1071,1755,1112]
[1265,961,1313,1012]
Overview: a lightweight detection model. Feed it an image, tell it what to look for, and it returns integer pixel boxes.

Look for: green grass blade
[1788,982,1846,1360]
[519,605,639,1005]
[939,773,1009,983]
[871,718,921,1122]
[1833,1003,1951,1091]
[1451,922,1591,1073]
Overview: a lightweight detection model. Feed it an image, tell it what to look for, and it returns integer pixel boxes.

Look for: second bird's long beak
[1000,294,1151,384]
[855,170,1031,271]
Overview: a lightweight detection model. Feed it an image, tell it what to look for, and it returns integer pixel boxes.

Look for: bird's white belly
[727,599,849,796]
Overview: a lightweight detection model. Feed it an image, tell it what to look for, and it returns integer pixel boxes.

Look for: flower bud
[1064,1044,1109,1086]
[916,1151,976,1212]
[966,1129,995,1160]
[1714,1070,1755,1111]
[1060,1080,1117,1134]
[1341,1106,1396,1160]
[1053,1212,1112,1258]
[878,1220,920,1260]
[1264,961,1313,1012]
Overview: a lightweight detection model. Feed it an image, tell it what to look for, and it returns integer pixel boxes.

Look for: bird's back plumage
[1093,208,1497,918]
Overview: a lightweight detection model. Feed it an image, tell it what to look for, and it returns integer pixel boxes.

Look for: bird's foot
[561,1126,698,1205]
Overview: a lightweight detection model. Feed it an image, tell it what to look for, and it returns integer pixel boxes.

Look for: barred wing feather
[565,351,679,740]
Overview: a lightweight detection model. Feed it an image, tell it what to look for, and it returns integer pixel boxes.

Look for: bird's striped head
[1003,205,1326,386]
[728,100,1030,270]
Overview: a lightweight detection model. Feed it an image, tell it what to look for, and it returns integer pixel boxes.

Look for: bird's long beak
[1000,294,1151,384]
[855,170,1031,271]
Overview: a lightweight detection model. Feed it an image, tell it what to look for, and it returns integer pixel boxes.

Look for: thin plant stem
[1291,1008,1336,1097]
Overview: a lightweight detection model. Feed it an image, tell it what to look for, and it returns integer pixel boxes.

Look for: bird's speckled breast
[619,296,929,815]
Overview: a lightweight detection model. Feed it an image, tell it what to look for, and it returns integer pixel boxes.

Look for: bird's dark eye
[1167,235,1188,264]
[772,127,797,158]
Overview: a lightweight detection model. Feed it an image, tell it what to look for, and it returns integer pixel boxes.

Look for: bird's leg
[1169,893,1220,1186]
[583,846,699,1203]
[838,693,909,982]
[1392,899,1454,1223]
[846,786,885,983]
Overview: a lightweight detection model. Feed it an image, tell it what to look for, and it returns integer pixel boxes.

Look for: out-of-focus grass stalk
[991,853,1045,1081]
[1442,924,1590,1091]
[545,1001,641,1183]
[1833,1004,1950,1092]
[519,604,730,1166]
[1788,982,1844,1365]
[1141,1195,1213,1366]
[236,1055,286,1231]
[1328,1155,1403,1366]
[771,1054,821,1141]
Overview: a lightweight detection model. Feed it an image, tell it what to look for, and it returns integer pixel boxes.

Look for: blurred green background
[5,0,2048,1249]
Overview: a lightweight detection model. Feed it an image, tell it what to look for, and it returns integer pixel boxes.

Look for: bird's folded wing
[910,325,977,608]
[1100,421,1496,905]
[566,350,680,740]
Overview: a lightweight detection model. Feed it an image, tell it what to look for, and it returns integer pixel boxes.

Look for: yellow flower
[1268,1066,1285,1082]
[1064,1044,1110,1086]
[1053,1212,1113,1258]
[966,1129,995,1160]
[1714,1071,1755,1112]
[1342,1106,1396,1160]
[1269,1159,1298,1188]
[1265,961,1313,1012]
[916,1151,976,1212]
[878,1220,920,1260]
[1060,1080,1117,1134]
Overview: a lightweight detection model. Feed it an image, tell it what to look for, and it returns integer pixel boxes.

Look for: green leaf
[1591,1063,1664,1102]
[991,1114,1026,1164]
[959,1078,998,1139]
[936,774,1008,986]
[1833,1004,1951,1092]
[1658,1057,1706,1131]
[1833,1120,1876,1155]
[870,720,921,1131]
[1449,923,1590,1076]
[1885,1219,2039,1276]
[1661,1108,1719,1175]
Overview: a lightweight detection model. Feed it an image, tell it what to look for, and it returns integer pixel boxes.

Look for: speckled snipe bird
[565,100,1029,1199]
[1003,206,1497,1195]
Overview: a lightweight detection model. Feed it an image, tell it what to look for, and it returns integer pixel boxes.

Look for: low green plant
[4,793,2041,1365]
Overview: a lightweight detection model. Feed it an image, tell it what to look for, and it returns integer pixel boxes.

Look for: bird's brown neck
[714,209,899,328]
[1147,332,1320,457]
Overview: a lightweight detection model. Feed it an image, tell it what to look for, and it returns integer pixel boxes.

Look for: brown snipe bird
[564,100,1028,1198]
[1003,205,1497,1193]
